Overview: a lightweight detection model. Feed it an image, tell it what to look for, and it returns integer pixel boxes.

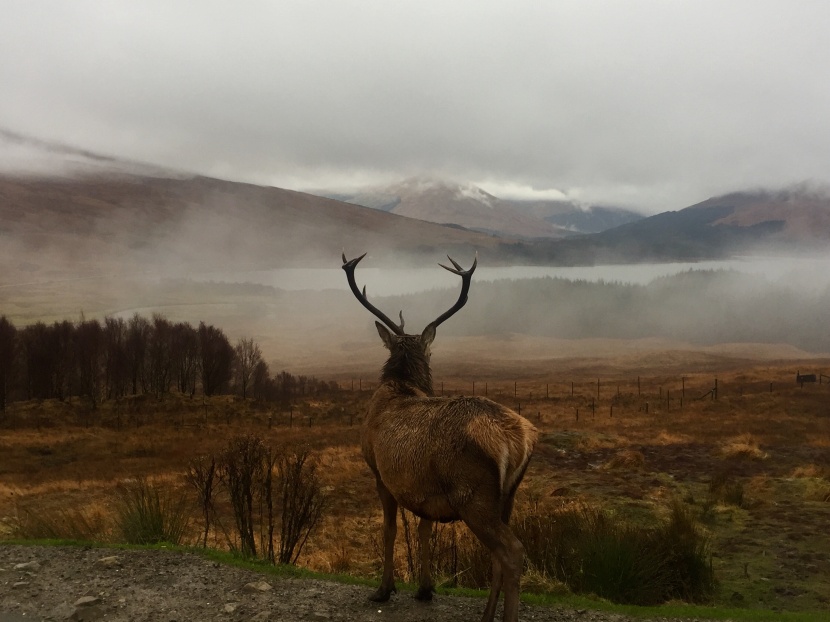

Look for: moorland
[1,338,829,615]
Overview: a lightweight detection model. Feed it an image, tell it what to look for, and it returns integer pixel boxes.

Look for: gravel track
[1,545,709,622]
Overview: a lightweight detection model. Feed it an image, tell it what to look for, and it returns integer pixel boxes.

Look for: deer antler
[428,253,478,329]
[342,252,405,335]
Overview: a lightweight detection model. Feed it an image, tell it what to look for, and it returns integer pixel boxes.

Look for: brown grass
[2,353,830,611]
[602,449,646,470]
[719,433,769,461]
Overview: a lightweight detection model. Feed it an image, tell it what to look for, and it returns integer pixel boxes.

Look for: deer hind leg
[481,485,522,620]
[414,517,435,601]
[493,487,524,621]
[481,555,503,622]
[463,511,525,622]
[370,478,398,602]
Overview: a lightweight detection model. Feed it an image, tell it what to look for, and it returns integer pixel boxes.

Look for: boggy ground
[1,342,829,617]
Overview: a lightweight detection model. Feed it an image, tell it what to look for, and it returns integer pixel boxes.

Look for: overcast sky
[2,1,829,213]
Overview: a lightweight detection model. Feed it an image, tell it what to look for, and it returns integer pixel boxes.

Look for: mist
[369,267,830,354]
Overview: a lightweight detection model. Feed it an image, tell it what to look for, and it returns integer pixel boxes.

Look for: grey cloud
[2,1,830,212]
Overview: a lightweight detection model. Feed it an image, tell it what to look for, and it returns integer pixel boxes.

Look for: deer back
[363,389,538,519]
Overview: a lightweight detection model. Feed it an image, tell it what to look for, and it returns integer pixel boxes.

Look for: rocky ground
[0,545,711,622]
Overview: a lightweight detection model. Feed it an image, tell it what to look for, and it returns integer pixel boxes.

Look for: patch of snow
[457,184,494,207]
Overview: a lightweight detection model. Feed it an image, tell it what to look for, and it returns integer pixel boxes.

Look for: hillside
[623,188,830,257]
[328,177,570,239]
[328,177,645,238]
[506,198,644,233]
[0,173,510,285]
[523,186,830,264]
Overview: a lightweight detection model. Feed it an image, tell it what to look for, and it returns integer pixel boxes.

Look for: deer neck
[380,350,434,396]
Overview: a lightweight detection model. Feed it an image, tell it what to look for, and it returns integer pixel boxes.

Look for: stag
[342,252,538,622]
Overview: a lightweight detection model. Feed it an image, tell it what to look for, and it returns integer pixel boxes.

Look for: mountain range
[2,130,830,289]
[326,176,643,238]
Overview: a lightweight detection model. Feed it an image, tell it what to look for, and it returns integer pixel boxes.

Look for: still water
[193,256,830,296]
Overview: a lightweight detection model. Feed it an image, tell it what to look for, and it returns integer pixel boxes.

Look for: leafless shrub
[221,434,267,557]
[186,454,218,548]
[275,448,328,564]
[195,434,328,565]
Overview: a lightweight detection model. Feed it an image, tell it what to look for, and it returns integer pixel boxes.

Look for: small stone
[242,580,272,593]
[13,560,41,572]
[223,602,239,613]
[74,595,102,607]
[13,581,30,588]
[94,555,121,568]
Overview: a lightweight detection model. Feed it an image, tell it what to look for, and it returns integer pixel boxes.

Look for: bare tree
[251,359,271,401]
[275,370,296,408]
[147,314,174,398]
[234,337,262,399]
[20,322,55,400]
[0,316,16,414]
[126,314,150,395]
[103,317,129,400]
[171,322,199,397]
[51,320,74,400]
[198,322,234,396]
[75,319,104,409]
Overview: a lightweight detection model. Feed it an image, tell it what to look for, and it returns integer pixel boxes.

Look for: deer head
[341,252,477,395]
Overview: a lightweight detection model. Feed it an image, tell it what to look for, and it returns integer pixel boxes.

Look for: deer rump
[364,393,536,523]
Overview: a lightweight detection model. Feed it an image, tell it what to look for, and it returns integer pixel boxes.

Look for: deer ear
[421,323,436,348]
[375,321,396,350]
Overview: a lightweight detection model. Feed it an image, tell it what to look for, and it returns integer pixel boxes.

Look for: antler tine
[341,252,406,335]
[430,253,477,329]
[442,254,464,272]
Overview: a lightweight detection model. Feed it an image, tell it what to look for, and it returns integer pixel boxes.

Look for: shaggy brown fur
[343,252,537,622]
[363,326,537,622]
